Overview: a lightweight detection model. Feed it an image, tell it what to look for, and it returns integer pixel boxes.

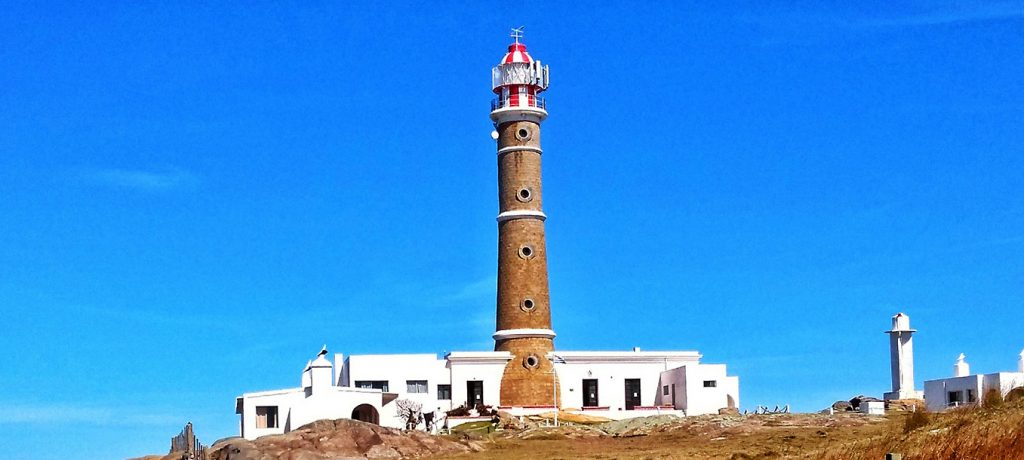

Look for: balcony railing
[491,96,546,111]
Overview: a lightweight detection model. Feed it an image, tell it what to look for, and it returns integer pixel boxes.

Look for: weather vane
[511,26,524,43]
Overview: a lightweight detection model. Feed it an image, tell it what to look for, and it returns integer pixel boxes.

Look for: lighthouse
[490,29,556,406]
[884,313,923,401]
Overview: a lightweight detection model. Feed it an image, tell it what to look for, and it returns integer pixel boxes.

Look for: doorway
[467,381,484,408]
[583,379,599,407]
[624,379,641,410]
[351,404,379,424]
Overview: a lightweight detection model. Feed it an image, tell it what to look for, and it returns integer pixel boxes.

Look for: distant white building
[923,352,1024,412]
[235,347,739,440]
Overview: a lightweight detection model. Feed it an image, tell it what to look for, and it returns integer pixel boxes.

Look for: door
[467,381,484,408]
[583,379,599,407]
[624,379,641,410]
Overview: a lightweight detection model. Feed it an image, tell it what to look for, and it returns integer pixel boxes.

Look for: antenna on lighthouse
[511,26,525,43]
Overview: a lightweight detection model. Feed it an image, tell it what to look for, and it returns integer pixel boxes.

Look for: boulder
[496,410,526,430]
[830,400,853,412]
[848,395,881,410]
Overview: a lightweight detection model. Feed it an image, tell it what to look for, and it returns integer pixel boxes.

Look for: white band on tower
[497,145,543,155]
[497,210,547,222]
[492,328,557,341]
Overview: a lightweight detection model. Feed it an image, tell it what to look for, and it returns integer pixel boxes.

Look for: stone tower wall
[494,118,556,406]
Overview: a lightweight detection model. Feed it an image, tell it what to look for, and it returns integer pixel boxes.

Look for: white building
[923,352,1024,412]
[235,347,739,439]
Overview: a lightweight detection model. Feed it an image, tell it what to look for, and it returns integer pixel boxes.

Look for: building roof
[500,42,533,65]
[551,350,702,364]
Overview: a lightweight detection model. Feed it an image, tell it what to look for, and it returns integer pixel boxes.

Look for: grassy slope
[435,399,1024,459]
[809,398,1024,459]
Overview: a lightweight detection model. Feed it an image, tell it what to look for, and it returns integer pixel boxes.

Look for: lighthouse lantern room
[491,28,550,122]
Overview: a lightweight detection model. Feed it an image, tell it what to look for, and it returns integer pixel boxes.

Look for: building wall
[239,389,306,440]
[554,360,673,410]
[655,364,738,415]
[448,354,510,408]
[545,351,739,416]
[290,389,383,430]
[345,354,451,421]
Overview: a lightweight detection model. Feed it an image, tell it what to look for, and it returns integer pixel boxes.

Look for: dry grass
[809,398,1024,460]
[430,399,1024,460]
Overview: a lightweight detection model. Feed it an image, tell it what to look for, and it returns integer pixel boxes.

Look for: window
[255,406,279,429]
[703,380,717,388]
[948,390,964,406]
[967,389,977,403]
[406,380,428,394]
[355,380,390,392]
[663,385,670,396]
[437,384,452,400]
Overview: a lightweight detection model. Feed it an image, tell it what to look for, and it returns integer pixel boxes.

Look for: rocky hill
[206,419,483,460]
[134,397,1024,459]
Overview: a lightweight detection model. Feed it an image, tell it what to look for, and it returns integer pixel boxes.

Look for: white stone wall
[448,352,510,409]
[290,388,384,430]
[550,351,700,411]
[239,388,305,440]
[345,354,450,426]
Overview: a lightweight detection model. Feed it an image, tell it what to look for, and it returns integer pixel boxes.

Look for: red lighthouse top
[500,43,533,65]
[490,28,550,118]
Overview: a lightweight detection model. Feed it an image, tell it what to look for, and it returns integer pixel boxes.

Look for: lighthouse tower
[490,29,556,407]
[884,313,923,401]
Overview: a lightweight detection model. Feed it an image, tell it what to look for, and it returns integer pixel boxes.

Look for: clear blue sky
[1,2,1022,458]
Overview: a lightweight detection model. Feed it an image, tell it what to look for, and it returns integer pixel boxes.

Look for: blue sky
[1,2,1022,458]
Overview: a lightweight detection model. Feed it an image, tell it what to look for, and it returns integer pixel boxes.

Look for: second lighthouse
[490,31,557,407]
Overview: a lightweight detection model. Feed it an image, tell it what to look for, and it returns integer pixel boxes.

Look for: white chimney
[309,346,333,395]
[954,353,970,377]
[1018,349,1023,373]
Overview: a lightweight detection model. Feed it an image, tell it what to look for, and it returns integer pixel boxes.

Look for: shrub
[903,408,931,434]
[982,389,1003,409]
[1005,387,1024,402]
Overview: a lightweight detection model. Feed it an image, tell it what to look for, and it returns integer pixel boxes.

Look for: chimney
[309,346,333,396]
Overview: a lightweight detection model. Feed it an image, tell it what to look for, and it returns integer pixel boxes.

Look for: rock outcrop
[208,419,482,460]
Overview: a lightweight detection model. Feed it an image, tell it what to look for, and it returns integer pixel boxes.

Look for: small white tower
[302,345,334,396]
[1018,349,1024,373]
[954,353,970,377]
[884,312,922,400]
